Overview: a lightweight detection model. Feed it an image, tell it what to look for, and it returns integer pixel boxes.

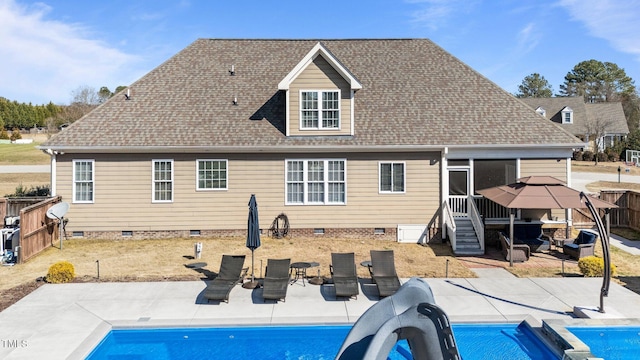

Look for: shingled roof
[43,39,582,152]
[520,97,629,136]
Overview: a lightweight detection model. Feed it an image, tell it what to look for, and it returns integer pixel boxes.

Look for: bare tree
[583,113,617,165]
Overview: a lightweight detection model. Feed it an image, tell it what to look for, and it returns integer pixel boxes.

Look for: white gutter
[35,142,584,154]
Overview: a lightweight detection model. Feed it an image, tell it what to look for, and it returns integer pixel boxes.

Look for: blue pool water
[568,326,640,360]
[86,323,558,360]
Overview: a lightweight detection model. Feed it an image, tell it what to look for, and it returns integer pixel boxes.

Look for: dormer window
[561,106,573,124]
[301,90,340,129]
[535,106,546,117]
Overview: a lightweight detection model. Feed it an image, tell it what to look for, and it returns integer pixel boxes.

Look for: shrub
[46,261,75,284]
[582,150,594,162]
[578,256,616,277]
[596,152,607,162]
[572,150,583,161]
[10,128,22,141]
[0,128,9,140]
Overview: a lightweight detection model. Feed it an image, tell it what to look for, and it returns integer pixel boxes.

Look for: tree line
[0,85,126,134]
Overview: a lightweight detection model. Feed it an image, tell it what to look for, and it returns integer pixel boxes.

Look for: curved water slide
[335,277,460,360]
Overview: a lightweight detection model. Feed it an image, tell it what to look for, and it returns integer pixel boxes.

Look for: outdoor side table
[290,262,318,286]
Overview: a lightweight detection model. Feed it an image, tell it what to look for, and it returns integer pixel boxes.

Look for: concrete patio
[2,273,640,359]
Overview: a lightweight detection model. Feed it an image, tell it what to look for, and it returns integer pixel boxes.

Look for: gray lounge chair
[263,258,291,302]
[330,252,359,299]
[368,250,401,298]
[204,254,247,303]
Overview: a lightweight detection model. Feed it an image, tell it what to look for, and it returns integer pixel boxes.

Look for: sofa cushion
[513,224,542,241]
[564,243,579,250]
[576,231,597,245]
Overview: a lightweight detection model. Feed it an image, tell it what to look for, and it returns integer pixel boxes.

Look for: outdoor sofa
[499,232,530,262]
[512,224,551,252]
[561,230,598,260]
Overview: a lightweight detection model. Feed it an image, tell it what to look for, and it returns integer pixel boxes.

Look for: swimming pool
[567,326,640,360]
[86,323,558,359]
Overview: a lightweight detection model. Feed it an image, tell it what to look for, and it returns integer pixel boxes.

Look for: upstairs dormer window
[561,106,573,124]
[300,90,340,129]
[535,106,546,117]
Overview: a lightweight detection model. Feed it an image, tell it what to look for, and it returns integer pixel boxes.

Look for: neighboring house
[39,39,583,254]
[520,97,629,152]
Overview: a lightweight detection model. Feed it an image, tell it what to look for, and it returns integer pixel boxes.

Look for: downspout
[43,149,57,196]
[441,147,449,241]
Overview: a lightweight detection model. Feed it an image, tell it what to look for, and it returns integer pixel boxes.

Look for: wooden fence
[17,196,61,263]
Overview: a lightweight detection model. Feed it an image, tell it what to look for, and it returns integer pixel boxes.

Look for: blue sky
[1,0,639,105]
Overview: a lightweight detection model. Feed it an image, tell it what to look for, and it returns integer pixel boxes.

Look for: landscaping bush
[596,152,607,163]
[581,150,594,162]
[46,261,75,284]
[10,128,22,141]
[0,128,9,140]
[578,256,616,277]
[572,150,583,161]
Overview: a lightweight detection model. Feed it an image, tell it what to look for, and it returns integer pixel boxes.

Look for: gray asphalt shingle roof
[520,97,629,136]
[43,39,582,151]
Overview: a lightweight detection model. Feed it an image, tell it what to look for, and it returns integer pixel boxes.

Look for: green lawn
[0,141,50,165]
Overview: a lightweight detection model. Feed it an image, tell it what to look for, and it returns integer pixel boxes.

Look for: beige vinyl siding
[520,158,567,182]
[288,55,352,136]
[55,152,440,234]
[520,158,569,221]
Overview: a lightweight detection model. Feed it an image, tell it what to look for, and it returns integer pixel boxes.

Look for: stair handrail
[442,201,457,252]
[467,196,485,252]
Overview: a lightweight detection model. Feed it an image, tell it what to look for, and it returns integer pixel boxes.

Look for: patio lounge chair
[204,254,247,303]
[330,252,359,299]
[499,232,530,262]
[562,230,598,260]
[262,258,291,302]
[368,250,401,298]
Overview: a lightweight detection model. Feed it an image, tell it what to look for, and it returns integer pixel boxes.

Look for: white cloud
[558,0,640,59]
[406,0,478,30]
[516,22,540,55]
[0,0,140,104]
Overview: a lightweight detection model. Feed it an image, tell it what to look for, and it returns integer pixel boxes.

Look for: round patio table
[290,262,319,286]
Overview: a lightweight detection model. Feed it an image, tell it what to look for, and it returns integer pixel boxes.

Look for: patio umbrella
[242,194,261,289]
[477,176,617,267]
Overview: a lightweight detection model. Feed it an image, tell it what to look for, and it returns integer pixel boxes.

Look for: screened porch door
[448,169,469,217]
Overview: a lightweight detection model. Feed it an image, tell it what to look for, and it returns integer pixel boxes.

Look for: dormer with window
[535,106,546,118]
[279,42,362,136]
[561,106,573,124]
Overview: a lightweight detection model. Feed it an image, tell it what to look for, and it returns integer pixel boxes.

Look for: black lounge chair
[368,250,401,298]
[204,254,247,303]
[330,252,359,299]
[262,258,291,302]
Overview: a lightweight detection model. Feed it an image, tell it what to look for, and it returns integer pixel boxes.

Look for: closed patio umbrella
[243,194,261,289]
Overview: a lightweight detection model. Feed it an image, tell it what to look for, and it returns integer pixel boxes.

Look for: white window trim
[196,159,228,191]
[285,159,347,205]
[72,159,94,204]
[152,159,174,203]
[378,161,406,194]
[561,107,573,124]
[299,89,341,130]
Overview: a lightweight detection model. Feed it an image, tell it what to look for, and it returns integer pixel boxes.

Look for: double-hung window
[197,159,227,190]
[379,162,405,193]
[73,159,94,203]
[286,159,346,204]
[153,159,173,202]
[300,90,340,129]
